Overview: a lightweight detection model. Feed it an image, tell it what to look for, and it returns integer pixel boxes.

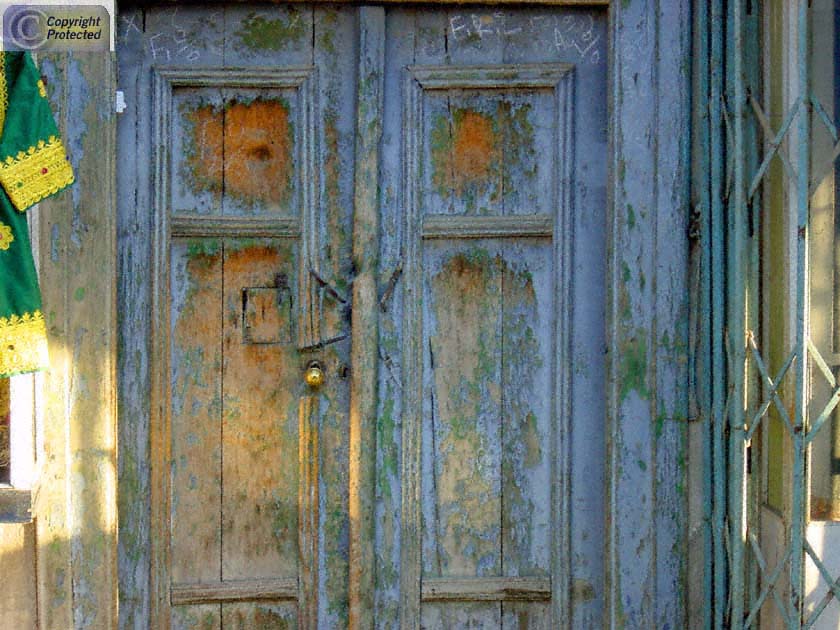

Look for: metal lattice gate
[700,0,840,627]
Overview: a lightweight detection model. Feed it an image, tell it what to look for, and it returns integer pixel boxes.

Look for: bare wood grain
[349,8,385,630]
[422,577,552,602]
[171,578,298,605]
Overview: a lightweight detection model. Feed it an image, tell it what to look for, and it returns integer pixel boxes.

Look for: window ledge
[0,487,32,523]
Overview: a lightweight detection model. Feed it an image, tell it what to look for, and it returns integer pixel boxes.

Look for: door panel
[119,5,356,628]
[170,238,303,587]
[375,8,607,628]
[420,241,554,580]
[119,4,606,628]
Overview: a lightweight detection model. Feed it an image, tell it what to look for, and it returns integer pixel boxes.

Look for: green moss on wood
[235,11,306,52]
[618,332,649,402]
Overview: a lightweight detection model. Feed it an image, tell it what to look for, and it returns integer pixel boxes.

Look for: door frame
[113,1,693,628]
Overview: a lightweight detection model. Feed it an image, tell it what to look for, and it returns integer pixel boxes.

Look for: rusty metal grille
[702,0,840,627]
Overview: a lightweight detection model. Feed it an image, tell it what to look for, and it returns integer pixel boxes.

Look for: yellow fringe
[0,59,6,137]
[0,222,12,250]
[0,136,74,211]
[0,310,48,377]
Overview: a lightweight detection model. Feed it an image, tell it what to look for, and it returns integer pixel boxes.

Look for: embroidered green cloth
[0,52,74,377]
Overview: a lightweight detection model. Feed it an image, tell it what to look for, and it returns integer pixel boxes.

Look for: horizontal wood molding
[170,578,298,606]
[154,66,315,88]
[170,215,301,239]
[411,63,572,90]
[133,1,608,7]
[421,577,552,602]
[422,214,553,239]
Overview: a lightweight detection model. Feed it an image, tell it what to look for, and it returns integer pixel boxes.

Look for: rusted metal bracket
[299,334,350,353]
[298,268,350,352]
[378,347,400,389]
[309,268,348,304]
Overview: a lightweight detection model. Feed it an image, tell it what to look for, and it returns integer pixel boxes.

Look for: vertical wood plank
[117,9,153,629]
[377,9,415,629]
[399,8,424,626]
[171,604,221,630]
[169,240,223,585]
[500,243,553,580]
[653,1,691,628]
[544,9,608,628]
[36,50,118,630]
[605,0,691,627]
[349,7,384,630]
[221,602,298,629]
[35,53,81,630]
[423,245,503,581]
[220,240,300,581]
[501,601,552,629]
[313,7,356,627]
[606,1,657,625]
[421,602,501,629]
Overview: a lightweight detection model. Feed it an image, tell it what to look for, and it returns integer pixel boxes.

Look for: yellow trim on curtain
[0,136,74,211]
[0,310,48,376]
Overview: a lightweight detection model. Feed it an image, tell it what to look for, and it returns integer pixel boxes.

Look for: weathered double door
[118,4,607,628]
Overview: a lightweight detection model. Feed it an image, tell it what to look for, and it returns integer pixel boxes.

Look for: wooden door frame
[113,1,692,628]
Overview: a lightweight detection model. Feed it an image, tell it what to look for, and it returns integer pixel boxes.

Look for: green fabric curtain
[0,52,74,377]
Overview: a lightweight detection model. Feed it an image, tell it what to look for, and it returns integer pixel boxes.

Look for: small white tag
[115,90,127,114]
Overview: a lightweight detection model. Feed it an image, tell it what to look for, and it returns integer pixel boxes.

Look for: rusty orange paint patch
[431,109,501,199]
[224,99,294,208]
[184,98,294,209]
[185,105,224,195]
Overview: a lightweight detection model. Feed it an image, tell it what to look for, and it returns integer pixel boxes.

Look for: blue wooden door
[372,8,607,628]
[117,4,607,629]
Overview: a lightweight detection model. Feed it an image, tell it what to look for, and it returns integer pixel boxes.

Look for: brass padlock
[304,361,324,388]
